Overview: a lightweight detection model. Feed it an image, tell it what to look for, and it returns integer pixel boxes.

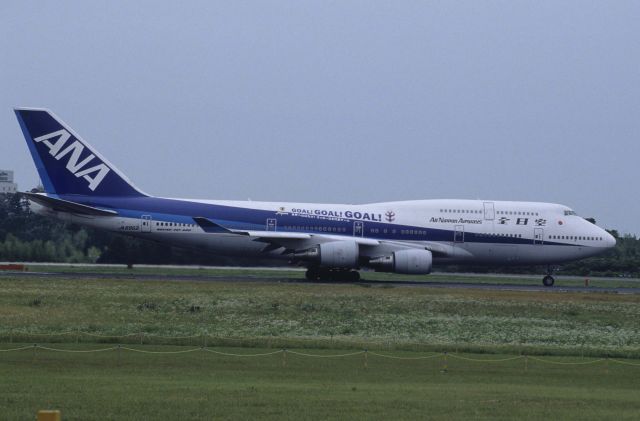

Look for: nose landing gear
[542,266,555,287]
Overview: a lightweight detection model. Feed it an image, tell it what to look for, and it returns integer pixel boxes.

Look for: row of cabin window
[371,228,427,236]
[369,228,400,234]
[370,228,427,235]
[440,209,482,214]
[400,229,427,235]
[476,233,523,238]
[549,235,603,241]
[283,225,348,233]
[283,226,428,236]
[497,210,539,216]
[485,233,522,238]
[440,209,540,217]
[156,222,195,228]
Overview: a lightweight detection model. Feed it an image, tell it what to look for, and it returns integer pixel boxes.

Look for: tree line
[0,193,637,276]
[0,193,268,266]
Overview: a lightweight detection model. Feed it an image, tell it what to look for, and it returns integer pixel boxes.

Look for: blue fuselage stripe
[60,195,578,247]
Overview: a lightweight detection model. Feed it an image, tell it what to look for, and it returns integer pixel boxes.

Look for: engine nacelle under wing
[369,249,433,274]
[294,241,359,268]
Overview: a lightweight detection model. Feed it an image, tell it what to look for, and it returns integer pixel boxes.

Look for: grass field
[1,271,640,419]
[1,273,639,356]
[1,344,640,420]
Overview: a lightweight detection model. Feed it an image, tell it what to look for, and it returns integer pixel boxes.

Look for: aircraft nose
[604,231,616,248]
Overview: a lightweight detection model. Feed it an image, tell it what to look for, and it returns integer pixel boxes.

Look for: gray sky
[1,1,639,235]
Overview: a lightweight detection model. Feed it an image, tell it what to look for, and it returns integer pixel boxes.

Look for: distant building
[0,170,18,194]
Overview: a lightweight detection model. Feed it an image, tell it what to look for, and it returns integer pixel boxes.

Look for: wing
[193,216,379,251]
[192,217,453,257]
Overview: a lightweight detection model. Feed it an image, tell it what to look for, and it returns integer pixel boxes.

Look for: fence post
[282,349,287,368]
[9,329,12,344]
[117,345,121,367]
[364,349,368,369]
[524,355,528,372]
[442,352,448,373]
[32,344,37,363]
[140,332,144,345]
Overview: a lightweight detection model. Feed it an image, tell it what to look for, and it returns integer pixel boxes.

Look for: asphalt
[2,270,640,294]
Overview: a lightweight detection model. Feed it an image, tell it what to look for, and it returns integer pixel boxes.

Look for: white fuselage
[33,198,615,266]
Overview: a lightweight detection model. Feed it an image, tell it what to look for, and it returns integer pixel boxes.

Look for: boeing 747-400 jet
[14,108,616,285]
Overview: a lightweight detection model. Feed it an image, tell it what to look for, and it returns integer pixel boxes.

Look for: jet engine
[369,249,433,274]
[294,241,359,268]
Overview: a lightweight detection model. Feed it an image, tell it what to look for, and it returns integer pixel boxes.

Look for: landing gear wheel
[347,271,361,282]
[542,275,555,287]
[305,268,320,281]
[308,267,332,281]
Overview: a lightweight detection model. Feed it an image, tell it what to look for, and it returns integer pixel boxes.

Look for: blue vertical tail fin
[14,108,146,197]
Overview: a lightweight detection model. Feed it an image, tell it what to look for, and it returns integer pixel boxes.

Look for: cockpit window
[564,210,577,216]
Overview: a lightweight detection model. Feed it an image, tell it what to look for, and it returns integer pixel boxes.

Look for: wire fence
[2,329,640,367]
[3,329,638,357]
[2,344,640,371]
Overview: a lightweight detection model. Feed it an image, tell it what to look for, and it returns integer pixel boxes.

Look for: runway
[2,270,640,294]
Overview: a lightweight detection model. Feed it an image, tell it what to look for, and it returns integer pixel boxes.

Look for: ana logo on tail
[34,129,110,191]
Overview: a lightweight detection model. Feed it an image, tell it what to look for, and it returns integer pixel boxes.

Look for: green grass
[1,274,640,357]
[2,272,640,419]
[1,344,640,420]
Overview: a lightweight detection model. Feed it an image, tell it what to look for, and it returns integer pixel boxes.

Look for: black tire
[305,268,319,281]
[542,275,555,287]
[348,271,361,282]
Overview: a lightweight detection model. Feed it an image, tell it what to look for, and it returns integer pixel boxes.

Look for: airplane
[14,108,616,286]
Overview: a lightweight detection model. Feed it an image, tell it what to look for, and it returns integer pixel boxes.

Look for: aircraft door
[140,215,152,233]
[454,225,464,243]
[266,218,277,231]
[534,228,544,245]
[483,202,495,220]
[353,221,364,237]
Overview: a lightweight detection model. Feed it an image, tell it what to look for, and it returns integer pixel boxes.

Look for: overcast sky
[1,1,639,234]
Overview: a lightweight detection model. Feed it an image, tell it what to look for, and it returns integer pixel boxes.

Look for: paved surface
[2,270,640,294]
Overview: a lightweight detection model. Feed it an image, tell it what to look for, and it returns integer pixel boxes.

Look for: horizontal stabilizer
[22,192,118,216]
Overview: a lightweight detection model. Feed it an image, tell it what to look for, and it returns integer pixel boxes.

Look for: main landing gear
[542,265,555,287]
[305,267,361,282]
